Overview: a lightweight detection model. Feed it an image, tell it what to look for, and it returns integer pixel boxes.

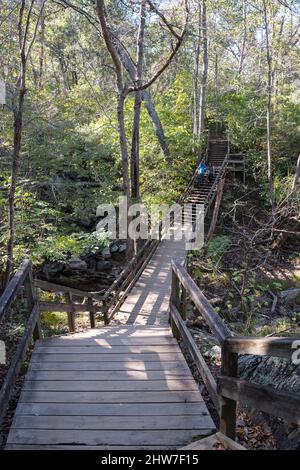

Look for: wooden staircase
[183,138,229,226]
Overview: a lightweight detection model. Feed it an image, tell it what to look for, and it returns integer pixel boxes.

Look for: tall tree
[262,0,274,208]
[95,0,188,256]
[3,0,46,289]
[192,0,201,140]
[198,0,208,141]
[130,0,146,201]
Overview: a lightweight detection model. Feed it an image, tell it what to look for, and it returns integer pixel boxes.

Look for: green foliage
[31,231,110,263]
[207,236,231,266]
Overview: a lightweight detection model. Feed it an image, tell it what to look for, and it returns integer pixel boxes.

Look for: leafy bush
[31,231,110,263]
[207,236,231,266]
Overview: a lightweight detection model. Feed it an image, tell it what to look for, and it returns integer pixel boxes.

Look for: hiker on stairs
[197,160,207,186]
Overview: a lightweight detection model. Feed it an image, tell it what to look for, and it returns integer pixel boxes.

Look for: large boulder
[96,261,112,272]
[42,262,64,276]
[239,355,300,393]
[118,244,126,253]
[280,289,300,306]
[101,247,111,259]
[67,257,87,270]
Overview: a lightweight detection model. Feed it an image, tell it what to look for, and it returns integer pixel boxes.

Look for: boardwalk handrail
[170,259,300,440]
[0,260,32,324]
[0,260,42,423]
[204,152,229,215]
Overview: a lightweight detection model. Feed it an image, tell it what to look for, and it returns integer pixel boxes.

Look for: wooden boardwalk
[115,236,186,326]
[6,326,215,449]
[6,145,229,450]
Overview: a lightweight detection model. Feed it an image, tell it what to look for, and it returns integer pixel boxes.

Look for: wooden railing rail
[0,260,42,423]
[34,278,103,330]
[0,260,32,324]
[170,259,300,440]
[204,153,229,216]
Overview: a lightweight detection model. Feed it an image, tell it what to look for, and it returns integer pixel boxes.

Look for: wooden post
[180,285,187,321]
[170,268,181,339]
[65,292,76,332]
[102,299,109,326]
[88,297,96,328]
[207,177,225,242]
[219,344,238,440]
[24,269,42,341]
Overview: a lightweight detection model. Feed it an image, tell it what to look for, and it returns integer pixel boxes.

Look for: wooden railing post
[170,268,181,339]
[88,297,96,328]
[24,267,42,341]
[180,285,187,321]
[219,343,238,440]
[102,298,109,325]
[65,292,76,332]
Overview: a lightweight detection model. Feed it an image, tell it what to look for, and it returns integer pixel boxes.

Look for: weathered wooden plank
[28,360,190,371]
[38,327,174,340]
[26,369,192,381]
[39,302,96,313]
[15,402,208,416]
[7,428,213,446]
[22,379,199,392]
[179,434,219,450]
[39,336,177,346]
[179,432,245,450]
[218,376,300,425]
[30,352,184,362]
[19,390,203,403]
[171,261,231,344]
[12,414,213,430]
[33,345,181,354]
[170,303,219,410]
[226,336,300,360]
[34,279,100,300]
[215,432,246,450]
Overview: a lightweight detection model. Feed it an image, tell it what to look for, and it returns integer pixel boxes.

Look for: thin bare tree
[3,0,46,289]
[262,0,274,209]
[198,0,208,142]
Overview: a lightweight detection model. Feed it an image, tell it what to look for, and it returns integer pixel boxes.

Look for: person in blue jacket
[197,160,207,185]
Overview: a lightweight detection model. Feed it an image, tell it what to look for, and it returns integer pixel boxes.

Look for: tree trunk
[263,0,274,209]
[3,87,26,289]
[238,0,247,77]
[37,8,45,89]
[112,35,170,159]
[142,91,170,158]
[2,0,45,288]
[198,0,208,141]
[130,0,146,202]
[193,0,201,140]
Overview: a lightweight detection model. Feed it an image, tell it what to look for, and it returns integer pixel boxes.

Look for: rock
[238,355,300,393]
[43,262,64,275]
[280,288,300,305]
[101,247,111,259]
[118,244,126,253]
[67,257,87,270]
[96,261,112,272]
[205,345,221,361]
[288,428,300,449]
[110,244,119,254]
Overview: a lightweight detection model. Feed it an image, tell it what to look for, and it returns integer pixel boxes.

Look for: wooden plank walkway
[6,146,229,449]
[115,236,186,326]
[6,326,215,449]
